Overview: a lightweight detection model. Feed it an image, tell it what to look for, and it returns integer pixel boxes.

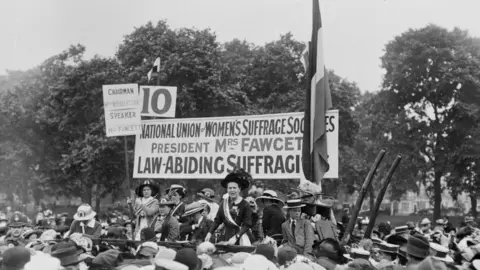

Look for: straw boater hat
[22,229,43,239]
[283,199,306,209]
[344,248,370,261]
[166,184,187,198]
[135,179,160,197]
[220,168,252,190]
[256,190,284,206]
[395,225,409,235]
[182,202,206,218]
[73,204,96,221]
[377,242,399,254]
[197,188,216,202]
[429,242,453,263]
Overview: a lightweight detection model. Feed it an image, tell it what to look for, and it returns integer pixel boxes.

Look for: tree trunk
[433,170,442,221]
[471,194,478,219]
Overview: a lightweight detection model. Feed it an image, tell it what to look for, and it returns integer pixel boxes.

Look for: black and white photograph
[0,0,480,269]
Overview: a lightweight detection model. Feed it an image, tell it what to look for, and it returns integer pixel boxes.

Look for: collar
[86,219,96,228]
[291,219,296,224]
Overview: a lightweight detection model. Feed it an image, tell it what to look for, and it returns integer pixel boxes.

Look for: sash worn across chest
[135,197,156,216]
[172,202,184,216]
[222,194,251,246]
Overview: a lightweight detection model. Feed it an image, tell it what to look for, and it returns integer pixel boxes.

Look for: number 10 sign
[139,86,177,118]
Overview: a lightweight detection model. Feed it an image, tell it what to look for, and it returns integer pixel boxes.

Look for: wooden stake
[340,149,386,245]
[364,154,402,239]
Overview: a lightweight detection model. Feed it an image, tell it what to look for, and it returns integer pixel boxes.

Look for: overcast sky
[1,0,479,91]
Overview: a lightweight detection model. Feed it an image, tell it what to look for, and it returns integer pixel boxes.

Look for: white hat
[73,204,96,221]
[256,190,284,205]
[343,248,370,260]
[241,254,278,270]
[472,259,480,270]
[361,217,370,225]
[154,259,188,270]
[430,242,453,263]
[421,218,431,225]
[283,199,306,209]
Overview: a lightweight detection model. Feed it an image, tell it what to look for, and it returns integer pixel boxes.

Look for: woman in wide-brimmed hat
[256,190,285,238]
[197,188,219,220]
[127,179,160,241]
[205,168,254,246]
[166,184,187,220]
[179,202,213,243]
[65,204,102,238]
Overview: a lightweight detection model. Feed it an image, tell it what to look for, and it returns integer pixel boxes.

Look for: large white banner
[102,84,141,137]
[133,110,339,179]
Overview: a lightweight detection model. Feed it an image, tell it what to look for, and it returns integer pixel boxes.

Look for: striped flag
[302,0,332,185]
[147,57,161,82]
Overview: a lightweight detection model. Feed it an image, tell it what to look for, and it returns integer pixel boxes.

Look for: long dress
[131,197,159,241]
[209,195,253,245]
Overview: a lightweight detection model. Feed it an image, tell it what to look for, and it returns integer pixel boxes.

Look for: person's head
[201,204,210,218]
[406,234,429,263]
[284,199,305,220]
[221,168,251,199]
[2,246,31,270]
[420,218,431,232]
[28,233,38,241]
[125,223,133,233]
[136,180,159,198]
[169,190,181,204]
[142,186,152,198]
[174,248,201,270]
[159,204,173,216]
[6,206,11,212]
[227,182,241,199]
[140,228,156,241]
[378,251,396,261]
[263,199,273,207]
[288,208,301,220]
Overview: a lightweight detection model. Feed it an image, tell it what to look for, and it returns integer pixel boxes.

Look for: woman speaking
[205,168,253,246]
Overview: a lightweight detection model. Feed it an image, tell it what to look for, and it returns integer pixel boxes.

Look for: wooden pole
[123,136,131,197]
[340,149,386,245]
[364,154,402,239]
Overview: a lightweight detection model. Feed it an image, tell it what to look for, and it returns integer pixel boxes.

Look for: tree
[0,45,128,209]
[116,21,248,118]
[381,24,480,219]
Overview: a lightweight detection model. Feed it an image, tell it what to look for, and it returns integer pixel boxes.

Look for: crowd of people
[1,168,480,269]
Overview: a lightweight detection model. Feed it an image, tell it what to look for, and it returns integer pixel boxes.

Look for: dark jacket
[262,204,285,236]
[179,217,213,243]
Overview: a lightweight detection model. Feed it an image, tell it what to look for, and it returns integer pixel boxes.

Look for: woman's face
[143,187,152,198]
[126,224,132,233]
[227,182,240,198]
[29,234,38,241]
[170,192,180,203]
